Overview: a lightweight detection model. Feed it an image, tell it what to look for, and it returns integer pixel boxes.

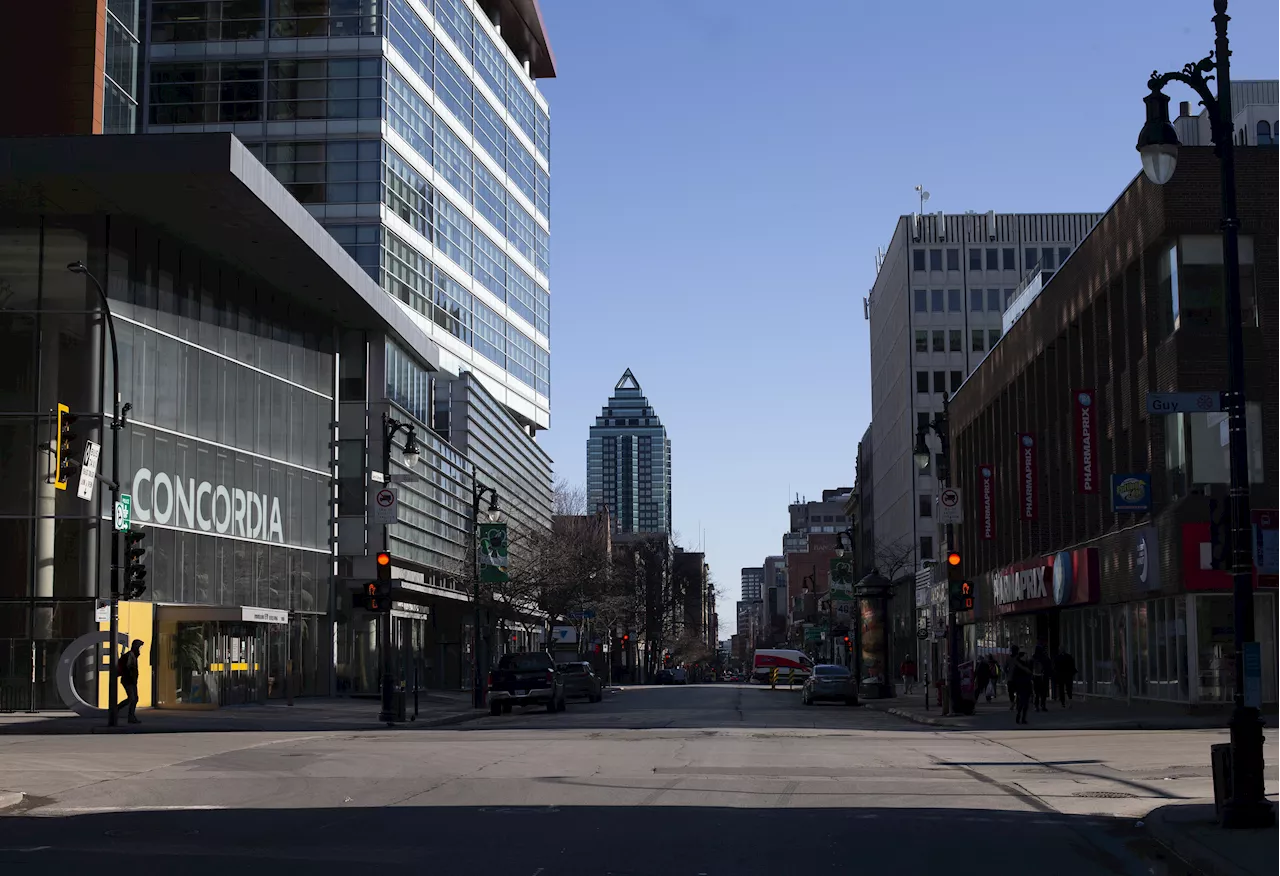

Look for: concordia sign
[130,467,284,544]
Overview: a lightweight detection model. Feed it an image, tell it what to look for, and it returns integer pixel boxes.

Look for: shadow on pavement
[0,804,1198,876]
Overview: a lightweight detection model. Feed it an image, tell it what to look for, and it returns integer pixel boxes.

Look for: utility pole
[379,413,419,724]
[67,262,129,728]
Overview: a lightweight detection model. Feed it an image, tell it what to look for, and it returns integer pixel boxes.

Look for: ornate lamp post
[1136,0,1272,830]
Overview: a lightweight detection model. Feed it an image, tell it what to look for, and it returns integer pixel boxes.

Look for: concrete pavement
[0,682,1271,874]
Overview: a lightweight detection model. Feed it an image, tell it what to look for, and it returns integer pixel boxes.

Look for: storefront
[973,547,1100,663]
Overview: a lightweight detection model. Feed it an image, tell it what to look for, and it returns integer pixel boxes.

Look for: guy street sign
[1146,391,1224,415]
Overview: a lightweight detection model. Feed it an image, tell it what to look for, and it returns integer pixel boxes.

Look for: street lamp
[1136,0,1272,830]
[378,413,419,723]
[67,261,132,729]
[470,476,499,708]
[916,393,967,714]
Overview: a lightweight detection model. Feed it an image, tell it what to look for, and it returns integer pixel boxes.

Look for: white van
[751,649,814,683]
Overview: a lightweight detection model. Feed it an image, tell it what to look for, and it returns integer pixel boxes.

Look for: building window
[945,248,959,271]
[1168,404,1265,487]
[920,536,934,560]
[1003,247,1015,270]
[1158,242,1178,336]
[913,249,926,271]
[914,289,927,312]
[1005,288,1015,308]
[917,412,930,434]
[1174,235,1258,330]
[931,289,944,312]
[989,328,1002,347]
[933,371,946,393]
[986,248,999,270]
[932,331,945,352]
[919,495,933,518]
[969,249,982,271]
[970,289,983,311]
[1258,120,1273,145]
[1025,248,1039,270]
[972,329,985,352]
[987,288,1001,311]
[1041,247,1056,270]
[1059,246,1071,266]
[949,329,962,352]
[950,370,963,392]
[929,249,943,271]
[948,289,961,312]
[915,330,928,353]
[916,371,930,393]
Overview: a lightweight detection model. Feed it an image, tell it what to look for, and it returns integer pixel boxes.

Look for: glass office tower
[587,370,672,536]
[143,0,554,432]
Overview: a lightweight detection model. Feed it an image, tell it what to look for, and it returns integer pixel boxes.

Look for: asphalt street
[0,683,1231,875]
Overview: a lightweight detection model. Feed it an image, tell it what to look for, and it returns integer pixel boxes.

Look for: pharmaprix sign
[130,467,285,544]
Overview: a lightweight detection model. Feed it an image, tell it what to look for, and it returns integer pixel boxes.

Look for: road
[0,683,1221,875]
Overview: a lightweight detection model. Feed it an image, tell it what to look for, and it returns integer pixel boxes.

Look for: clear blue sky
[533,0,1279,634]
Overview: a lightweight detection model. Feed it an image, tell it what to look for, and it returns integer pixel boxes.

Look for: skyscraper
[587,370,672,535]
[141,0,554,432]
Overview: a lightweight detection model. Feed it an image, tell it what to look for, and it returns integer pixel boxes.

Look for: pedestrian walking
[1003,646,1021,710]
[1053,648,1077,707]
[900,656,918,695]
[114,639,144,724]
[1030,644,1052,712]
[984,655,1000,702]
[1010,650,1034,724]
[975,657,991,705]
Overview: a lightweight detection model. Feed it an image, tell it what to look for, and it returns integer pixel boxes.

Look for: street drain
[1071,791,1137,799]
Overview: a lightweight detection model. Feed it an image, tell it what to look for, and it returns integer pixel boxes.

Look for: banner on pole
[479,522,509,583]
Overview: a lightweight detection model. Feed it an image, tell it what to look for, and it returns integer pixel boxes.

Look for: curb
[864,701,1241,733]
[0,791,23,812]
[1142,804,1263,876]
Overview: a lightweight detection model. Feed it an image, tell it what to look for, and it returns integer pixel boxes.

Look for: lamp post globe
[401,442,419,469]
[1137,87,1180,185]
[913,447,930,471]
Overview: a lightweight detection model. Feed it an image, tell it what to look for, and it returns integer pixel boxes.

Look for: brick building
[947,147,1278,708]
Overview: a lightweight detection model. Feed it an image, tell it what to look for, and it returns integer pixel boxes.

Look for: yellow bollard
[770,668,777,689]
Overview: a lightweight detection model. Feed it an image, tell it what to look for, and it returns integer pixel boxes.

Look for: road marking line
[35,804,229,815]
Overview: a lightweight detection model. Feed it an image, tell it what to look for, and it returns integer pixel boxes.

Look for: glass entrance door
[220,623,266,706]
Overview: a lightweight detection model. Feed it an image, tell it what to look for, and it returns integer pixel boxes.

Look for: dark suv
[488,652,566,715]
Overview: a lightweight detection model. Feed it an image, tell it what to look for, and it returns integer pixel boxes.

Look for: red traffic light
[376,551,391,566]
[947,551,961,567]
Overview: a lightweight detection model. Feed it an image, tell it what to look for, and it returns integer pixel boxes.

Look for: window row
[915,369,965,395]
[382,231,549,397]
[149,58,382,124]
[914,328,1002,354]
[259,138,382,206]
[1025,246,1073,272]
[384,144,548,336]
[385,67,550,276]
[150,0,379,42]
[914,247,1014,273]
[971,288,1015,313]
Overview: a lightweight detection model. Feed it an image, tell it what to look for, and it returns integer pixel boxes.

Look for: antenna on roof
[914,184,930,215]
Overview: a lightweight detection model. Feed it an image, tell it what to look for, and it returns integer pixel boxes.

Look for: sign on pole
[938,487,963,525]
[829,557,854,602]
[114,494,132,533]
[371,487,398,526]
[76,440,101,501]
[479,522,509,583]
[1146,391,1224,415]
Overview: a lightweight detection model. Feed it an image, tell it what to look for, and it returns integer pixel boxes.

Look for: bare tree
[553,479,588,516]
[871,536,916,584]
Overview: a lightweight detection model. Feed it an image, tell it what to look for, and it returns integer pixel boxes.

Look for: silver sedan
[800,664,856,706]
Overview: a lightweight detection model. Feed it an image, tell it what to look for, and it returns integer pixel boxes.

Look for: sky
[531,0,1279,635]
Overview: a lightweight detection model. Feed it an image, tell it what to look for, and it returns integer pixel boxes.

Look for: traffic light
[622,634,630,646]
[947,551,973,613]
[54,403,77,490]
[843,635,852,652]
[122,528,148,600]
[365,551,392,611]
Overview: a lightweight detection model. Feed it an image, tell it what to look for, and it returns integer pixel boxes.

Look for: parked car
[670,667,688,685]
[800,664,856,706]
[654,669,674,685]
[557,661,604,702]
[488,651,566,715]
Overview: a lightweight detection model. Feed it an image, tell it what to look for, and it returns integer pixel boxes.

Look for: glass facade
[0,214,337,709]
[105,0,141,133]
[143,0,553,419]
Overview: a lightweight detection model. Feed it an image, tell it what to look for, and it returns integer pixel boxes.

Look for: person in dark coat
[975,658,991,704]
[984,655,1001,702]
[1009,650,1034,724]
[114,639,144,724]
[1003,646,1021,710]
[1053,649,1078,707]
[1031,644,1053,711]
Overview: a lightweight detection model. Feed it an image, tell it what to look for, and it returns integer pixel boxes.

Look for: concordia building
[0,0,558,710]
[947,147,1278,709]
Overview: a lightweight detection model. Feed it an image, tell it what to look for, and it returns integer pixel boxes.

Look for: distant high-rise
[587,370,672,535]
[741,567,764,600]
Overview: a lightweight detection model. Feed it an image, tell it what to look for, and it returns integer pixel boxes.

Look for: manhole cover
[1072,791,1137,799]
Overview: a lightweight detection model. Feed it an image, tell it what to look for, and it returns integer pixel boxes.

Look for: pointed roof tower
[615,368,641,391]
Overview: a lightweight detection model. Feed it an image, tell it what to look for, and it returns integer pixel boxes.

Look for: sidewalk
[1145,802,1278,876]
[863,686,1258,731]
[0,690,485,735]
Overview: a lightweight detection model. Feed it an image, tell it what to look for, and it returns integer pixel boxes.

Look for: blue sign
[567,610,596,620]
[1110,474,1152,513]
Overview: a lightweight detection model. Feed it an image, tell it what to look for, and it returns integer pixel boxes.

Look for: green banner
[830,557,855,602]
[804,626,823,642]
[479,522,509,583]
